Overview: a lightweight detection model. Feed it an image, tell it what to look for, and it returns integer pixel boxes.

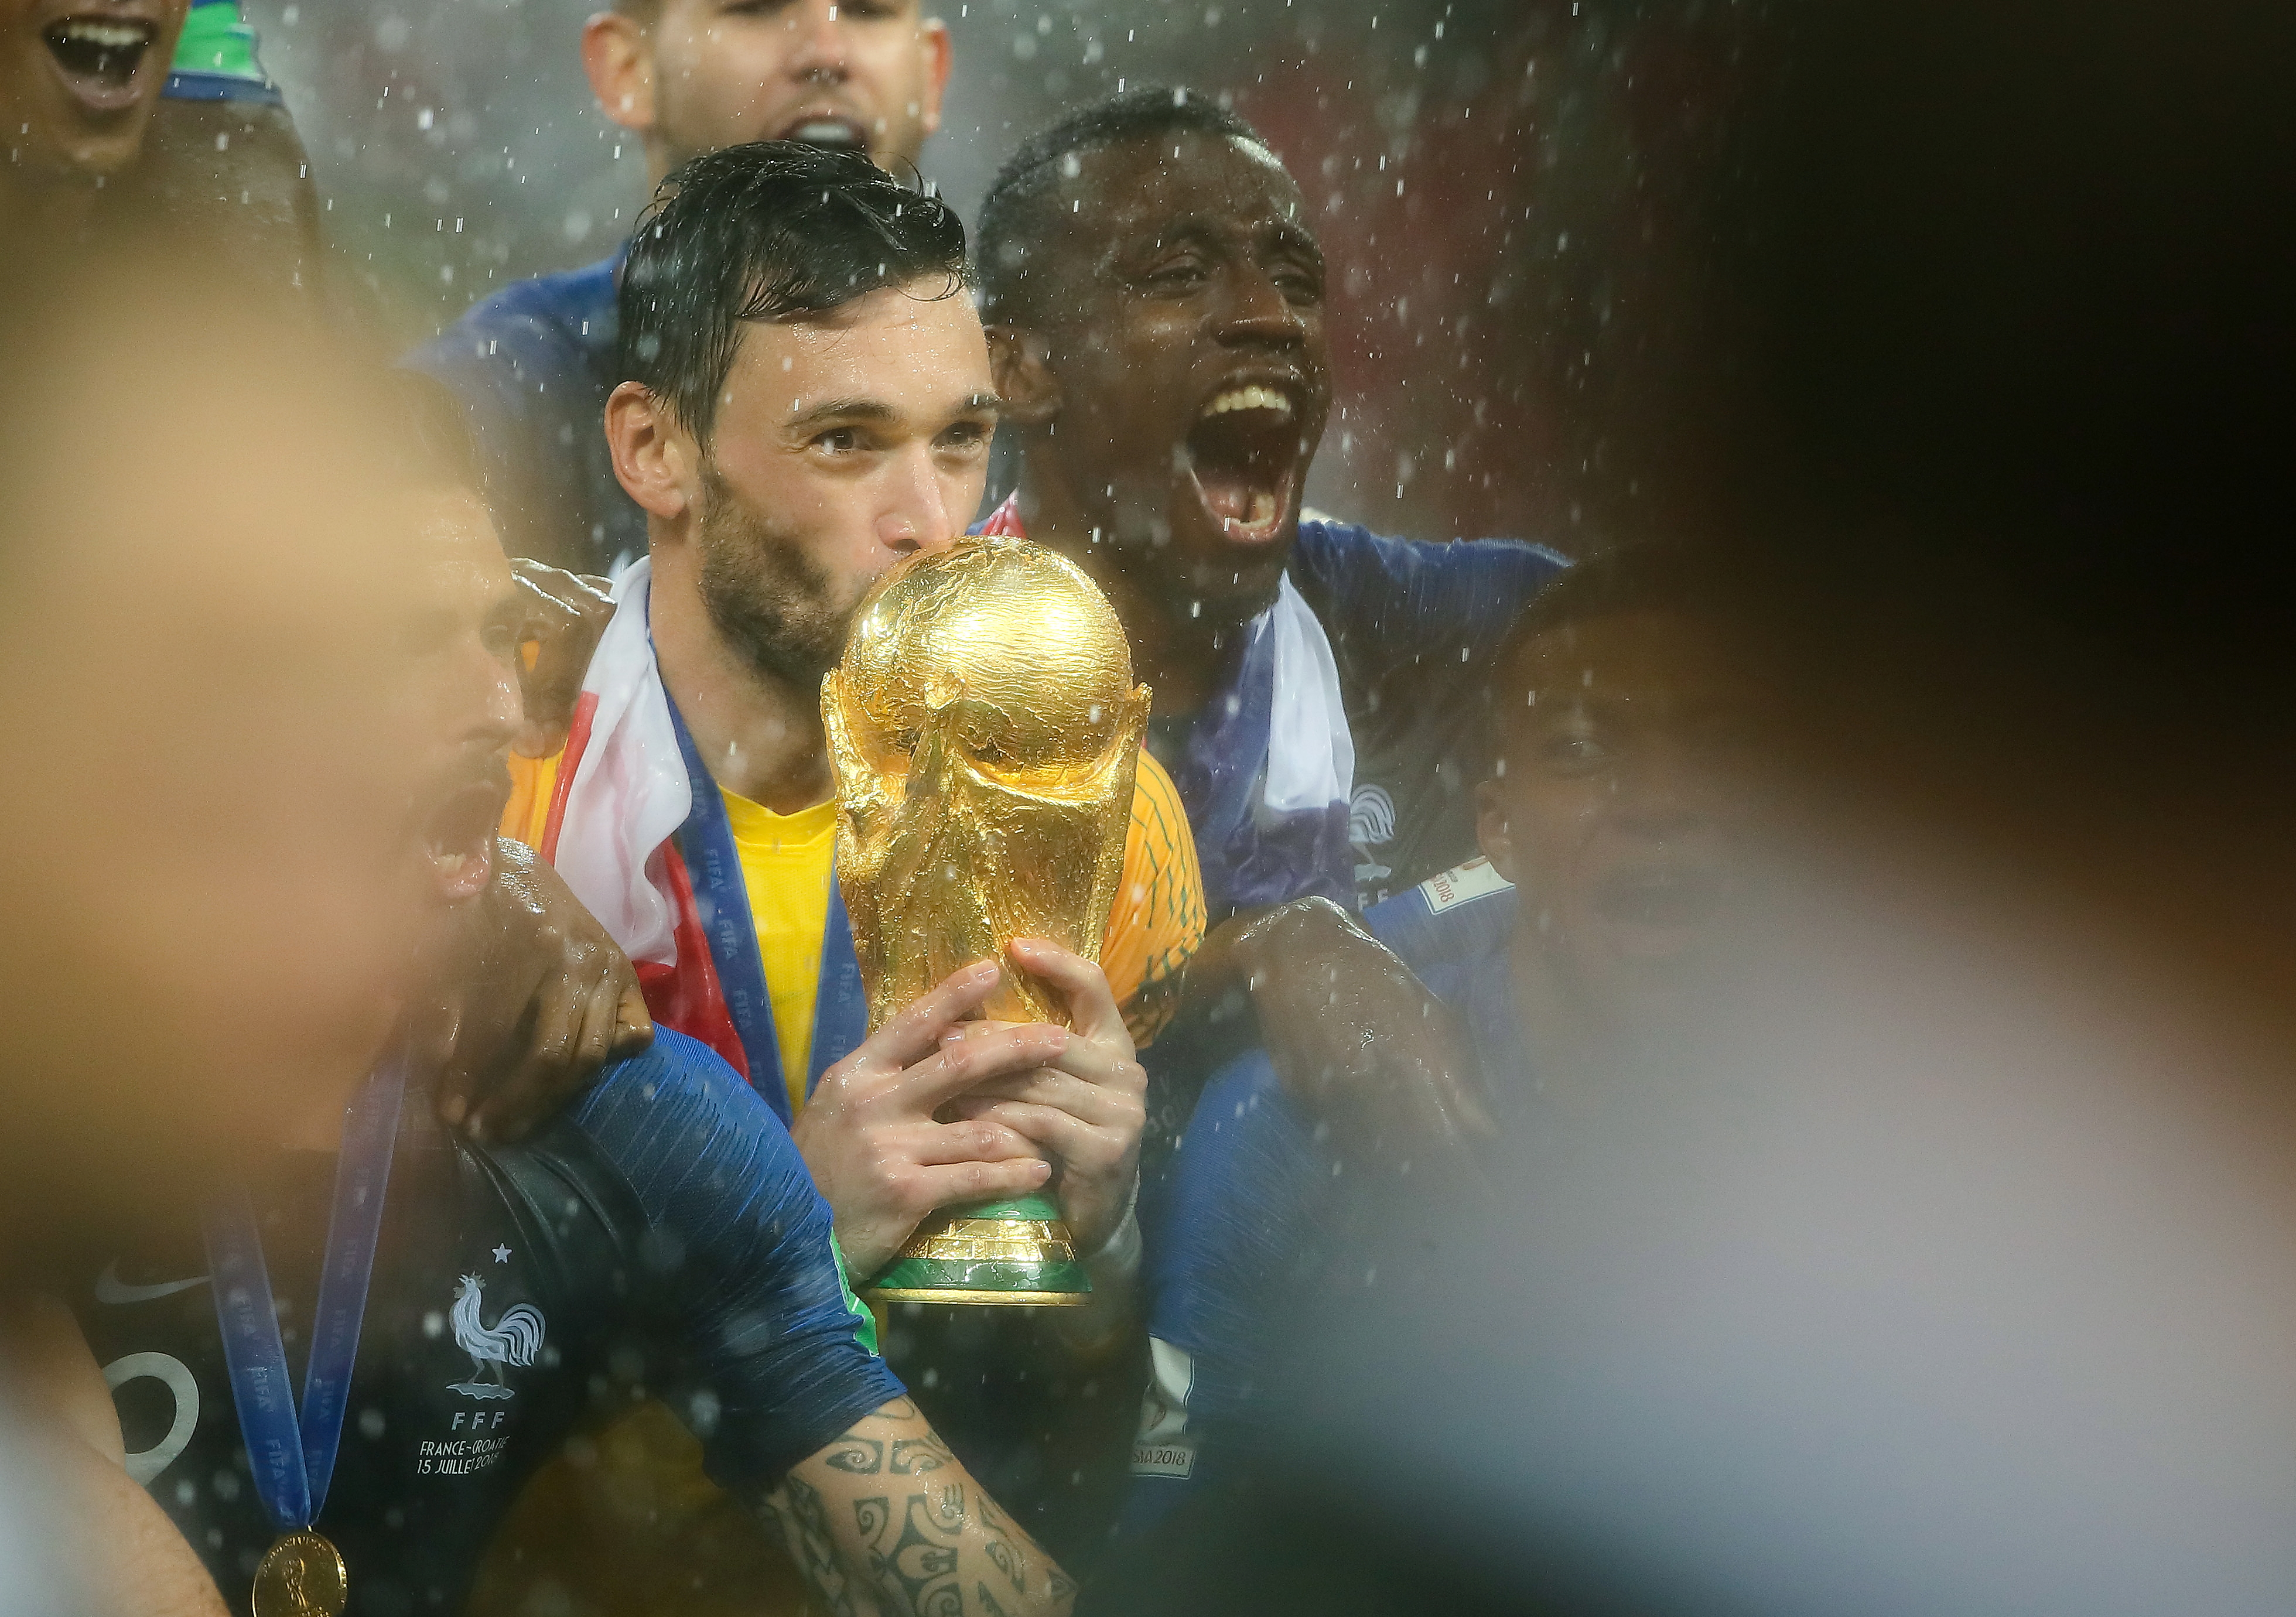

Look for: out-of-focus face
[1006,128,1331,630]
[610,0,947,175]
[0,0,186,182]
[1478,610,1776,1026]
[395,489,525,912]
[631,279,998,686]
[0,306,432,1213]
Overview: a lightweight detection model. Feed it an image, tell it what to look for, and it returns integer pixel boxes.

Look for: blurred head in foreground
[0,257,433,1246]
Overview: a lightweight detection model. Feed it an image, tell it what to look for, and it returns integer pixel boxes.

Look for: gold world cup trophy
[824,534,1149,1304]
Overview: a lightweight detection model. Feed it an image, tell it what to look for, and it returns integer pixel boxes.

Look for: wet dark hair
[975,85,1269,324]
[1489,542,1756,712]
[617,141,968,443]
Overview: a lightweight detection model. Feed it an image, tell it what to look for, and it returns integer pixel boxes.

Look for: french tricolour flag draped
[532,557,752,1080]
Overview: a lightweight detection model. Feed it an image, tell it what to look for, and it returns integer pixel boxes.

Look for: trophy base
[863,1194,1093,1307]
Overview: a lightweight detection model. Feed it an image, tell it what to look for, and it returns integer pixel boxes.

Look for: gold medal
[251,1530,346,1617]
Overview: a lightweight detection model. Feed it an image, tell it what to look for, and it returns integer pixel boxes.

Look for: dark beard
[693,463,853,688]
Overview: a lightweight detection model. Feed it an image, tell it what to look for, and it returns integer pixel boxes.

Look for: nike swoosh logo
[95,1261,209,1306]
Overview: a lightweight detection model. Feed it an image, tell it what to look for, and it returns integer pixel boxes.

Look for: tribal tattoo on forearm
[760,1398,1076,1617]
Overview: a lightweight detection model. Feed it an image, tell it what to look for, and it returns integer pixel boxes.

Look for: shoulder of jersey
[1363,857,1517,978]
[580,1026,761,1122]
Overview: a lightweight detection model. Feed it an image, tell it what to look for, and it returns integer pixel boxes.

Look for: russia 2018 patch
[1419,856,1513,914]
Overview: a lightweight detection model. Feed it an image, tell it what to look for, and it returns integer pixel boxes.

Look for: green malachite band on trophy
[863,1191,1093,1306]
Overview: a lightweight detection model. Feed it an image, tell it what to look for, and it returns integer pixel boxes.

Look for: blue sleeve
[1364,865,1519,977]
[1289,520,1569,685]
[402,257,632,573]
[570,1030,903,1491]
[1126,1049,1323,1536]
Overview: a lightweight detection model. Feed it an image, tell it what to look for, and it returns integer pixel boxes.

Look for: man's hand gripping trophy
[794,536,1150,1307]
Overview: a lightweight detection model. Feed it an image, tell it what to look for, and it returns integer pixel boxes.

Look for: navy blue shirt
[1289,525,1564,910]
[1125,865,1522,1526]
[76,1029,898,1615]
[405,250,638,575]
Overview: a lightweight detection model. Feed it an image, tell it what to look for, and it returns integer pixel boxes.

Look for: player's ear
[987,324,1061,428]
[1475,776,1516,883]
[604,382,692,521]
[916,18,953,138]
[582,9,655,135]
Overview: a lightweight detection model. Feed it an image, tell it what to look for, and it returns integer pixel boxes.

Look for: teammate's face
[679,282,998,685]
[0,0,186,183]
[396,490,525,909]
[1478,611,1776,1025]
[616,0,947,175]
[1003,129,1331,630]
[0,301,430,1212]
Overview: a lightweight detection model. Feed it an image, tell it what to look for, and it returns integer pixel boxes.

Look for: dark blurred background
[251,0,1750,550]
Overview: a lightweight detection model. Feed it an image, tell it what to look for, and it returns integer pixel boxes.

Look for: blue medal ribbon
[661,682,867,1123]
[203,1061,405,1535]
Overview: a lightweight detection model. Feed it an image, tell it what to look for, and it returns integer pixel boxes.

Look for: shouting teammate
[408,0,956,572]
[976,86,1569,923]
[69,381,1085,1617]
[1,0,187,231]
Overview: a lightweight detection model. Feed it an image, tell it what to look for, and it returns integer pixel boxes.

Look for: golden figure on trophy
[822,534,1150,1304]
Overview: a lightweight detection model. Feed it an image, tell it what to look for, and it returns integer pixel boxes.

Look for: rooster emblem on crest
[445,1273,545,1400]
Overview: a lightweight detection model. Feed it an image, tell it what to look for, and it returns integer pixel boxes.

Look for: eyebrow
[1108,214,1325,268]
[785,392,1000,431]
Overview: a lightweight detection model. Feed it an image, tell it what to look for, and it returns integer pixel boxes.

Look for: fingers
[943,1061,1143,1129]
[942,1014,1138,1086]
[906,1157,1051,1211]
[904,1117,1040,1166]
[609,979,655,1057]
[837,960,1004,1079]
[1007,938,1129,1048]
[948,1097,1123,1166]
[472,970,620,1144]
[896,1022,1070,1112]
[409,993,471,1129]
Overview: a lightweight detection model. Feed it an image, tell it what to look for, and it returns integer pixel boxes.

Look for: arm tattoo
[758,1471,858,1617]
[823,1436,886,1475]
[763,1402,1075,1616]
[859,1485,969,1617]
[891,1431,955,1475]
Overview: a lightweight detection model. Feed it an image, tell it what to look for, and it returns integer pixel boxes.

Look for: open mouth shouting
[416,764,511,902]
[777,108,870,153]
[40,12,160,115]
[1590,861,1729,960]
[1184,377,1309,547]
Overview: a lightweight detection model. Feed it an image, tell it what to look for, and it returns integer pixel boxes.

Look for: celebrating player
[67,378,1082,1617]
[1122,543,1778,1535]
[0,0,187,230]
[406,0,956,573]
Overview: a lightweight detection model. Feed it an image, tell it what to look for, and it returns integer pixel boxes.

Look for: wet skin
[992,129,1332,703]
[583,0,949,180]
[1,0,186,184]
[1479,609,1778,1037]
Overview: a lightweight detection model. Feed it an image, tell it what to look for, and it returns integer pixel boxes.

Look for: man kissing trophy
[823,534,1149,1303]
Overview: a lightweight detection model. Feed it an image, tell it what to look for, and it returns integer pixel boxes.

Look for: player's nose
[876,444,958,553]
